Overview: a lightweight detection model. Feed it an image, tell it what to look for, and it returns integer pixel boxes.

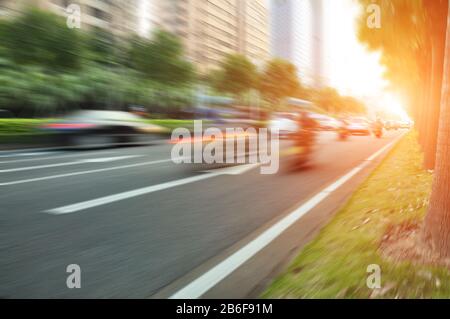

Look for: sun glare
[380,94,410,120]
[324,0,390,107]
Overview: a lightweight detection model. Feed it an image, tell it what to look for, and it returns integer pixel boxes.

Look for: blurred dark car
[347,118,371,136]
[40,110,167,147]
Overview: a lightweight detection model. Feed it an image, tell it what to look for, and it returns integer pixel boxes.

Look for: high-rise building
[271,0,327,88]
[242,0,271,66]
[152,0,270,72]
[0,0,141,37]
[0,0,270,71]
[138,0,160,37]
[0,0,28,18]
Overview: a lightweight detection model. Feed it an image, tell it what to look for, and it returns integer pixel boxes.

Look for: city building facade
[0,0,140,37]
[0,0,270,71]
[153,0,270,72]
[271,0,327,88]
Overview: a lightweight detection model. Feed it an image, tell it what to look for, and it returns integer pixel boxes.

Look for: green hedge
[0,118,198,136]
[0,119,51,135]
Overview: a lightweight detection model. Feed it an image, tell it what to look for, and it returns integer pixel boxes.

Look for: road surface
[0,130,403,298]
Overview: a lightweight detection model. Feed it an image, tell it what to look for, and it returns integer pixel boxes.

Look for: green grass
[263,132,450,298]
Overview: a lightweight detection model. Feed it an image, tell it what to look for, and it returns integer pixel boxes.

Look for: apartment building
[154,0,270,72]
[242,0,270,65]
[0,0,140,37]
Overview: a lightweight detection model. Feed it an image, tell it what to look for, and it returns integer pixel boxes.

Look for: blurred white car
[309,114,340,131]
[347,118,371,136]
[269,113,299,138]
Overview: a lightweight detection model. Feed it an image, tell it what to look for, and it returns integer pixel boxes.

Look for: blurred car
[399,120,412,129]
[385,120,400,130]
[384,120,392,130]
[40,110,168,147]
[347,118,371,136]
[309,114,340,131]
[269,112,299,139]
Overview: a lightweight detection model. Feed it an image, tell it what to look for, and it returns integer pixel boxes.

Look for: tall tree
[340,96,367,115]
[312,87,341,114]
[0,8,82,71]
[423,3,450,257]
[259,59,300,107]
[212,53,258,98]
[311,87,366,115]
[85,28,118,66]
[129,30,194,86]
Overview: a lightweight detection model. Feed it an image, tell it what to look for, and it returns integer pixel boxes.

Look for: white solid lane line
[0,150,115,164]
[169,136,403,299]
[0,151,59,158]
[0,155,141,173]
[79,156,142,163]
[44,164,259,215]
[0,158,174,186]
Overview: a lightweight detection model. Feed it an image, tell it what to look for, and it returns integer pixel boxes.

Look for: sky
[323,0,409,119]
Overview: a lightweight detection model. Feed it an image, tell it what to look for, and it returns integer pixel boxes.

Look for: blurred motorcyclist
[372,118,383,138]
[282,110,318,169]
[299,110,318,130]
[296,111,318,148]
[337,117,349,140]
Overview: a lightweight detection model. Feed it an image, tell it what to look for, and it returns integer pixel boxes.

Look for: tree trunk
[423,39,445,170]
[421,0,448,170]
[423,5,450,256]
[418,55,432,150]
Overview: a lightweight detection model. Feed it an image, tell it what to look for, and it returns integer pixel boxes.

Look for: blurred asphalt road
[0,130,403,298]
